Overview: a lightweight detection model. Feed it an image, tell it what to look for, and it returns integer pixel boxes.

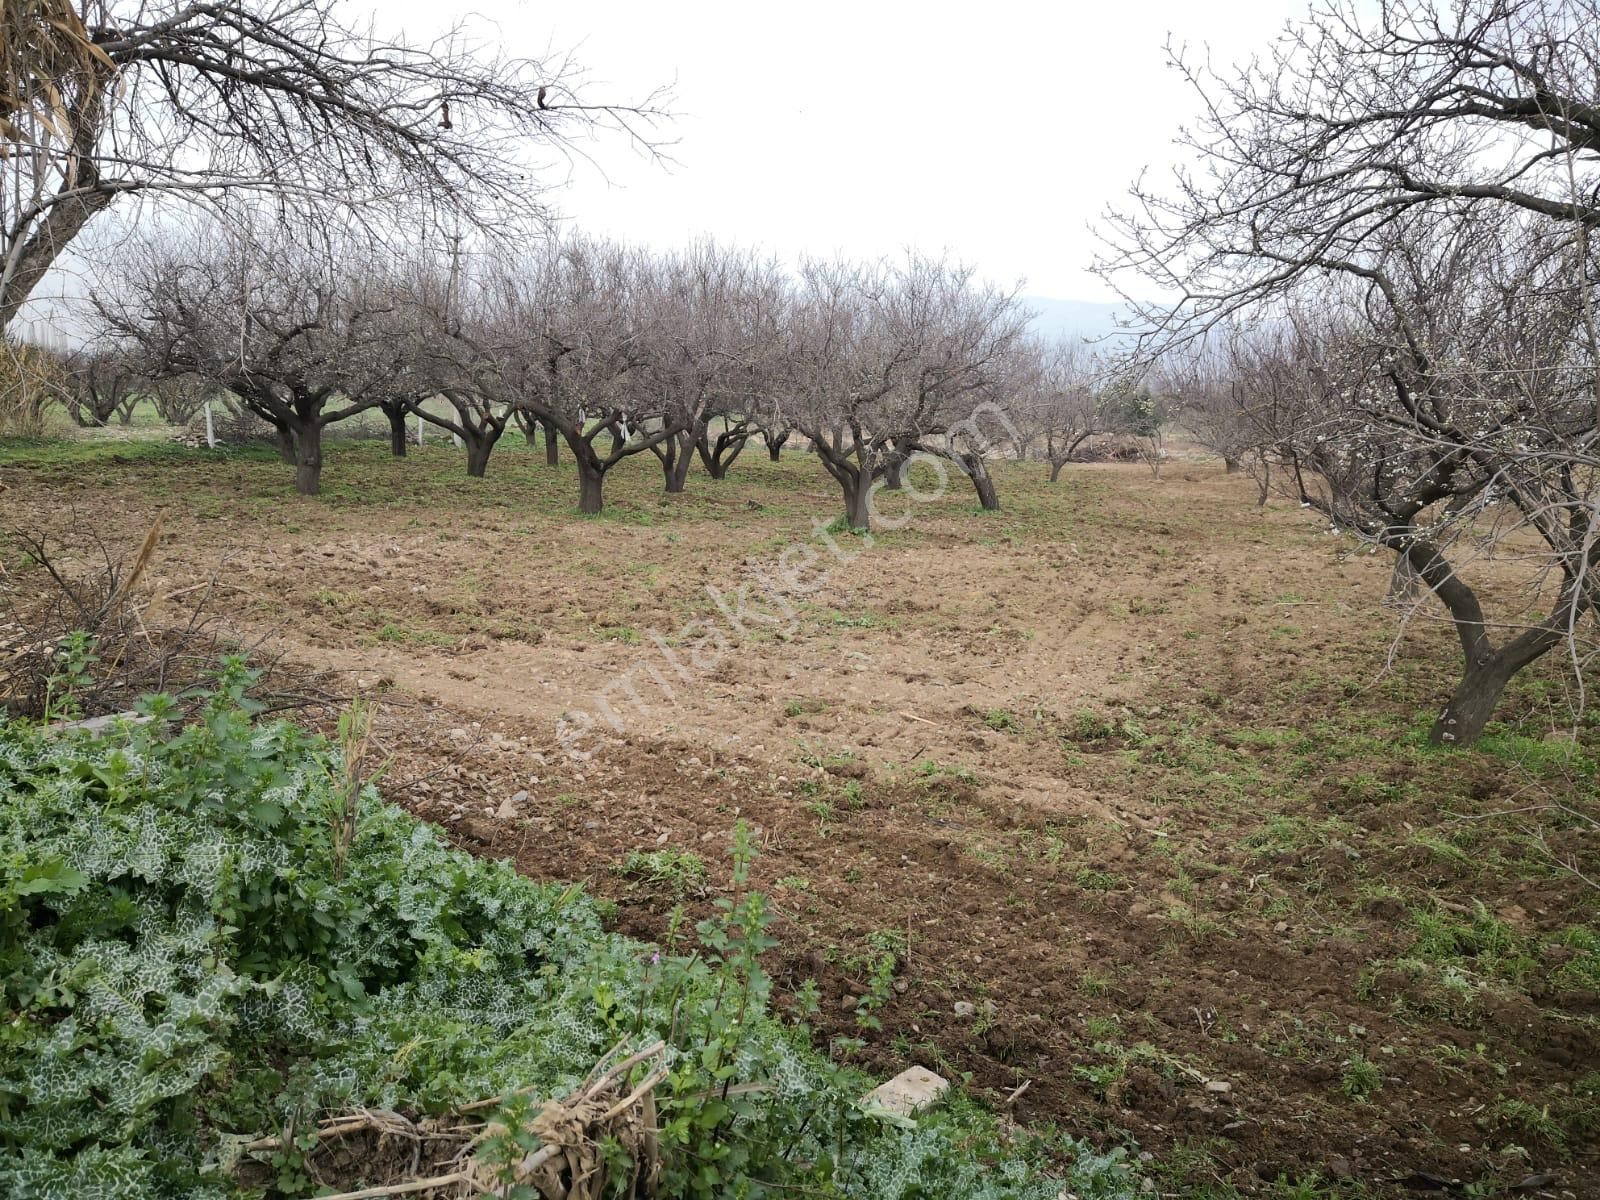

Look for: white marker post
[203,398,216,449]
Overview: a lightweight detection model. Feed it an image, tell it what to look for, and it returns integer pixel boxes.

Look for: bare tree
[146,373,209,426]
[511,407,562,465]
[1100,0,1600,742]
[1,0,666,331]
[779,255,1028,529]
[63,347,138,426]
[630,243,777,492]
[97,223,392,494]
[1162,339,1260,474]
[474,238,677,513]
[756,418,792,462]
[379,258,516,477]
[1016,339,1104,481]
[1271,219,1597,743]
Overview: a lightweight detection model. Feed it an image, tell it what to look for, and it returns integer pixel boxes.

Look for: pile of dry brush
[229,1042,670,1200]
[0,512,337,721]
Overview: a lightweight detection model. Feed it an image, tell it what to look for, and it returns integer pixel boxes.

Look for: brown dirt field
[3,439,1596,1198]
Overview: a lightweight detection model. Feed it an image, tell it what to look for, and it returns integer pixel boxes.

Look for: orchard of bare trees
[89,224,1143,520]
[7,2,1600,1197]
[8,0,1600,744]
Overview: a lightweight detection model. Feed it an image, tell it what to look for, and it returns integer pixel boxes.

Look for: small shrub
[616,847,710,899]
[984,708,1023,733]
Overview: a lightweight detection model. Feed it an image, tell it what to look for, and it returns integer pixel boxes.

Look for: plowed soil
[3,439,1595,1198]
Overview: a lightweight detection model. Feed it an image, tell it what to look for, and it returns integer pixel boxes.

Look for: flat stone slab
[45,712,151,737]
[861,1066,949,1118]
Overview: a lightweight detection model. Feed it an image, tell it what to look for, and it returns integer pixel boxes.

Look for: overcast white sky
[14,0,1307,346]
[402,0,1304,303]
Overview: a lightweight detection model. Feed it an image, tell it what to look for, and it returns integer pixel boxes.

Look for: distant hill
[1021,297,1135,348]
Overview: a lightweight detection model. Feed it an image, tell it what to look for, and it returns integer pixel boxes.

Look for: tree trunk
[276,424,297,465]
[464,433,494,478]
[1430,656,1522,746]
[1049,458,1066,482]
[881,445,909,490]
[1399,538,1571,746]
[577,461,605,514]
[385,404,409,457]
[293,422,323,496]
[657,432,693,493]
[697,429,747,479]
[969,457,1000,510]
[544,418,560,466]
[693,431,719,479]
[514,411,538,447]
[0,180,117,333]
[666,450,691,493]
[842,470,872,531]
[1224,456,1242,473]
[768,441,783,462]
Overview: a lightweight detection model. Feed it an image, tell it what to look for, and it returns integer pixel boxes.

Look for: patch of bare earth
[4,445,1594,1196]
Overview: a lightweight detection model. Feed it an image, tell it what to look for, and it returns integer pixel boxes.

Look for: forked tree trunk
[655,431,694,493]
[881,454,907,490]
[293,421,323,496]
[764,429,789,461]
[1046,431,1095,481]
[1431,656,1524,746]
[666,451,692,493]
[513,410,538,447]
[1401,540,1574,745]
[696,428,748,479]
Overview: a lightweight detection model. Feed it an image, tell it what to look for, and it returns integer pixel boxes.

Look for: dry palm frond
[0,0,117,154]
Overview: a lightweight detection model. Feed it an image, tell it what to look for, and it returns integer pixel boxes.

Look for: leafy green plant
[616,847,711,899]
[984,708,1022,733]
[42,629,97,721]
[1339,1053,1383,1101]
[0,681,1102,1200]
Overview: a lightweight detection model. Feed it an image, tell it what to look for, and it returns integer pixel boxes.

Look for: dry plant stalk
[329,696,379,881]
[291,1042,670,1200]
